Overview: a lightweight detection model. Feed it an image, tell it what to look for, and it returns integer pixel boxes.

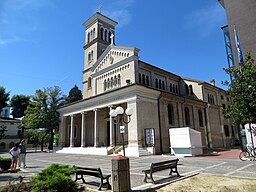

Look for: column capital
[108,105,114,108]
[81,111,87,115]
[93,108,100,111]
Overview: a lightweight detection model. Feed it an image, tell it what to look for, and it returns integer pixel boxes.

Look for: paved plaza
[0,150,256,191]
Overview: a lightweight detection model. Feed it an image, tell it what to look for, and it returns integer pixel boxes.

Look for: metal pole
[249,124,255,155]
[122,133,125,156]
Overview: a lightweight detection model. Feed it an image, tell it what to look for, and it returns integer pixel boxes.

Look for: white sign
[120,126,125,134]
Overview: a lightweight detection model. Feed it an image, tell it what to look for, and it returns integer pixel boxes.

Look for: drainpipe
[157,92,163,154]
[204,105,211,148]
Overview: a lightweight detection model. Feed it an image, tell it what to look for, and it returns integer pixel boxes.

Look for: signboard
[120,126,125,134]
[145,128,155,146]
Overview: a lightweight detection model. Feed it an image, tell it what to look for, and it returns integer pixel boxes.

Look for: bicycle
[239,143,256,161]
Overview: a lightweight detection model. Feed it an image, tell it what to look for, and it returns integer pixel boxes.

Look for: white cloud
[101,0,135,28]
[184,3,226,36]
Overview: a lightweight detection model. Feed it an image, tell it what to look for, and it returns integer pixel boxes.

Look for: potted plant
[0,157,12,170]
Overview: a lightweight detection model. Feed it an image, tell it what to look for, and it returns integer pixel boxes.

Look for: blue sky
[0,0,228,98]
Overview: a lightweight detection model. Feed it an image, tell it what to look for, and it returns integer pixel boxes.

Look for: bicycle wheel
[239,151,250,161]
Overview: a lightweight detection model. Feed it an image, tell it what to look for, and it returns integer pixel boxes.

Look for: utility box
[111,155,131,192]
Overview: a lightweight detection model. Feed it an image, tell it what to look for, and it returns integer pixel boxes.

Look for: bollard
[111,155,131,192]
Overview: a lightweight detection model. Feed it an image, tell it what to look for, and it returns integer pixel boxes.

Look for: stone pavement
[0,148,255,191]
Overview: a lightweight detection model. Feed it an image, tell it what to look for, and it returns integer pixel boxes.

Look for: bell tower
[82,12,118,98]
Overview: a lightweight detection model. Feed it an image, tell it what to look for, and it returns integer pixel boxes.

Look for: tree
[223,53,256,147]
[66,85,82,103]
[0,87,10,112]
[22,86,64,150]
[10,95,31,118]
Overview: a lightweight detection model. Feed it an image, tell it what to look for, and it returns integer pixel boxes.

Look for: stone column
[59,116,66,147]
[94,109,99,147]
[70,114,75,147]
[109,106,113,146]
[81,112,86,147]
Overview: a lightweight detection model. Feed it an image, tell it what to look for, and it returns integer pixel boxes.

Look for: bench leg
[150,173,155,184]
[106,178,111,190]
[98,178,103,191]
[143,173,148,183]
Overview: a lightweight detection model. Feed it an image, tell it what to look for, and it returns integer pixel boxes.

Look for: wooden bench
[142,159,180,184]
[73,166,111,191]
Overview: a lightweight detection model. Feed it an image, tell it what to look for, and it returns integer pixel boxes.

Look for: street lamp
[109,106,133,156]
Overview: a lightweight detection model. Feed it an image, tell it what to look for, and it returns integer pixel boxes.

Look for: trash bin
[111,155,131,192]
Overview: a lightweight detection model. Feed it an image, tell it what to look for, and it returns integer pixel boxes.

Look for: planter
[0,157,12,170]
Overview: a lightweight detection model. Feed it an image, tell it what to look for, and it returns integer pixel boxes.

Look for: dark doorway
[107,121,110,146]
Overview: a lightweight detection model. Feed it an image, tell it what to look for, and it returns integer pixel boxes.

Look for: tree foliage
[10,95,31,118]
[0,86,10,112]
[223,53,256,125]
[66,85,82,104]
[22,86,64,150]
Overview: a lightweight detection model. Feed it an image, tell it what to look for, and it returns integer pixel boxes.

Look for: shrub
[0,157,12,170]
[31,164,78,192]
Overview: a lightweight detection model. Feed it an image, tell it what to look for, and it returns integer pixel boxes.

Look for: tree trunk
[49,128,54,150]
[41,132,49,151]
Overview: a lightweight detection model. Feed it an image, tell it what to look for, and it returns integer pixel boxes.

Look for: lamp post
[109,106,133,156]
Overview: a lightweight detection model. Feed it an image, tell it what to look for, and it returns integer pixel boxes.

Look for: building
[0,107,22,152]
[219,0,256,147]
[219,0,256,67]
[57,12,238,156]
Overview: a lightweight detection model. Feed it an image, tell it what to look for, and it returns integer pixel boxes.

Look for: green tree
[223,53,256,146]
[22,86,64,150]
[10,95,31,118]
[0,87,10,113]
[66,85,82,103]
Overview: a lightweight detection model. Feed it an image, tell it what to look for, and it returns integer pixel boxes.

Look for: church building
[57,12,238,156]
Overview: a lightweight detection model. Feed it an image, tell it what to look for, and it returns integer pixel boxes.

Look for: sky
[0,0,229,99]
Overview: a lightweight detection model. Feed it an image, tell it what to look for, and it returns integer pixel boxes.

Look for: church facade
[57,12,238,156]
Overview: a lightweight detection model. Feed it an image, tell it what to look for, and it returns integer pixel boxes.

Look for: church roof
[83,12,118,28]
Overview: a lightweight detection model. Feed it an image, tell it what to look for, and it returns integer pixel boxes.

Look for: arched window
[93,28,95,39]
[198,110,204,127]
[159,80,162,89]
[146,76,149,86]
[104,80,107,91]
[91,50,93,62]
[170,83,173,92]
[90,30,93,41]
[101,28,104,40]
[104,29,108,42]
[87,33,90,43]
[155,79,158,88]
[108,31,111,43]
[88,53,91,62]
[185,84,189,95]
[107,78,110,88]
[224,125,230,137]
[142,74,145,85]
[168,104,174,125]
[162,81,165,90]
[117,74,121,86]
[88,77,92,89]
[139,73,142,84]
[114,75,117,86]
[184,107,190,126]
[110,77,113,88]
[189,85,193,95]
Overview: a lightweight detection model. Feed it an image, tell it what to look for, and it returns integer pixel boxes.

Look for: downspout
[157,92,163,154]
[204,104,210,148]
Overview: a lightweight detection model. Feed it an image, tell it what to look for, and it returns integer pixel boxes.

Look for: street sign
[120,126,125,134]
